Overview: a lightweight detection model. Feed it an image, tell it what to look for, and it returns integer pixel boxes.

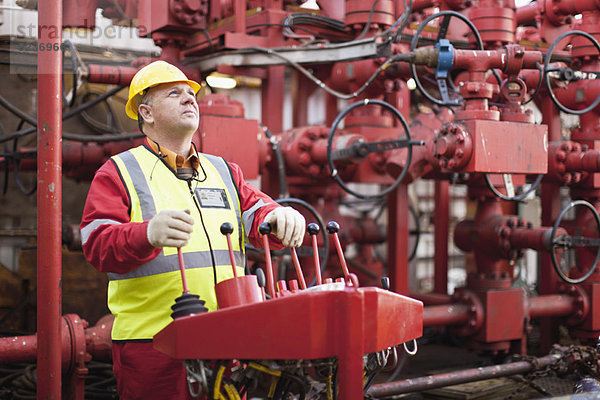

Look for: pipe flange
[169,0,208,25]
[432,123,472,171]
[550,141,586,185]
[63,314,91,374]
[451,289,484,336]
[557,284,590,326]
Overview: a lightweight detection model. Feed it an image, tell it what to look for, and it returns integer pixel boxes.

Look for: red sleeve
[227,161,284,250]
[80,160,161,274]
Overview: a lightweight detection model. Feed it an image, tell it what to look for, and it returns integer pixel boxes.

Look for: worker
[79,60,306,399]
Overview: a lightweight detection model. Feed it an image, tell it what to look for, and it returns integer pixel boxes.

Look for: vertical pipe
[388,184,409,294]
[539,99,563,352]
[234,0,246,33]
[434,180,449,294]
[37,0,63,398]
[261,66,285,132]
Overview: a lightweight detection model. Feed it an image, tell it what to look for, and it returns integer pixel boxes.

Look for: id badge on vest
[194,188,231,209]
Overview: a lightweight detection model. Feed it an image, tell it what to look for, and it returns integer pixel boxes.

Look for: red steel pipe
[423,303,472,326]
[37,0,63,397]
[434,180,449,294]
[528,294,577,318]
[516,0,600,26]
[367,352,562,397]
[0,314,114,365]
[87,64,139,86]
[515,2,539,25]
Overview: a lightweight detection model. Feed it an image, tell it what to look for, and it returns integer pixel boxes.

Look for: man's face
[141,82,199,136]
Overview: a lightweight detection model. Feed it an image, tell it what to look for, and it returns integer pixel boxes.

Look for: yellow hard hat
[125,60,201,120]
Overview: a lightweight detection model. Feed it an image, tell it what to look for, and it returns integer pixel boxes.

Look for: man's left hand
[263,207,306,247]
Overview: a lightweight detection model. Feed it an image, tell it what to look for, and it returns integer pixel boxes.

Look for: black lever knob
[307,222,320,235]
[381,277,390,291]
[255,268,266,288]
[326,221,340,234]
[220,222,234,235]
[259,222,272,235]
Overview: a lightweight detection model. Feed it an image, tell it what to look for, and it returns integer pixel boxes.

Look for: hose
[263,126,288,198]
[0,85,125,144]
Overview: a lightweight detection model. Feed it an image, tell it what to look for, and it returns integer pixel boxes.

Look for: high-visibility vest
[108,145,246,340]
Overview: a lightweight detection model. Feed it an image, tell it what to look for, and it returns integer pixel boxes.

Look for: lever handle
[326,221,340,234]
[258,222,272,235]
[220,222,238,278]
[290,247,307,290]
[255,267,266,288]
[220,222,234,235]
[307,223,322,285]
[308,222,320,236]
[259,223,276,298]
[177,248,189,294]
[381,277,390,291]
[326,221,350,280]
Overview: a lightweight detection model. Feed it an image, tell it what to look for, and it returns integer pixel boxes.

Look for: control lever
[307,223,322,285]
[290,247,307,290]
[381,277,391,291]
[326,221,350,280]
[259,222,277,298]
[177,248,190,293]
[220,222,238,278]
[170,247,208,319]
[255,267,267,300]
[214,222,263,308]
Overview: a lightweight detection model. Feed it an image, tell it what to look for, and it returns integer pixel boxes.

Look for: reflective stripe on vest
[109,146,244,281]
[107,145,246,340]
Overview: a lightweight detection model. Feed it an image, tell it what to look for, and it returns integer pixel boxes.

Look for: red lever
[307,223,322,285]
[177,248,189,294]
[220,222,238,278]
[326,221,350,280]
[290,247,307,290]
[259,222,277,298]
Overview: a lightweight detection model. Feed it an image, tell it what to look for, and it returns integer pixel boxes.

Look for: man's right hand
[147,209,195,248]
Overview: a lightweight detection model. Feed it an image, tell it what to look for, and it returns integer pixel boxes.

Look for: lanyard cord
[188,180,218,286]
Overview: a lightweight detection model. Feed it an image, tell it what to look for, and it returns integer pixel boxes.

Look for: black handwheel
[484,173,544,202]
[409,10,489,107]
[327,99,421,199]
[544,30,600,115]
[62,40,80,108]
[550,200,600,284]
[408,203,421,261]
[276,197,329,285]
[246,197,329,287]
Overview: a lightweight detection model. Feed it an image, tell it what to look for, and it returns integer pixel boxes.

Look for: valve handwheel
[409,11,487,107]
[544,30,600,115]
[550,200,600,284]
[483,173,544,202]
[247,197,329,287]
[327,99,422,199]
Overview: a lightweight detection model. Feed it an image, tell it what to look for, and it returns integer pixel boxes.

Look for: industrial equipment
[2,0,600,398]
